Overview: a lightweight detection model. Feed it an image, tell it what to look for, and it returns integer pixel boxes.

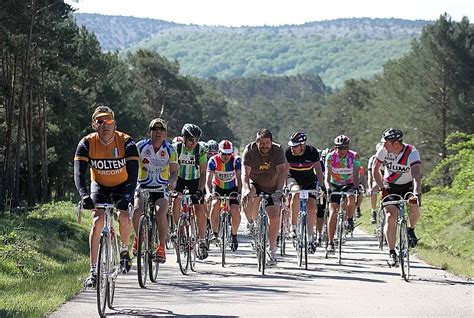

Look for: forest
[0,0,473,210]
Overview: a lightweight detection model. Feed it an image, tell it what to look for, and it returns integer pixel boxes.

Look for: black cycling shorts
[287,178,319,200]
[328,183,354,204]
[250,181,275,207]
[176,177,204,204]
[212,186,240,206]
[90,182,127,205]
[384,181,413,202]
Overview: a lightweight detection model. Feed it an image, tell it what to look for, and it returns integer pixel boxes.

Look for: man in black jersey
[285,132,325,254]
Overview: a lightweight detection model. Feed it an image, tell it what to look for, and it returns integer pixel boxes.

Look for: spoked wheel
[149,219,159,283]
[137,215,149,288]
[205,217,212,250]
[165,211,174,250]
[189,215,198,272]
[220,213,228,267]
[377,208,385,250]
[258,217,267,275]
[96,235,108,317]
[399,221,410,281]
[176,217,190,275]
[303,220,308,270]
[107,233,118,309]
[279,209,288,256]
[323,211,329,259]
[336,213,344,265]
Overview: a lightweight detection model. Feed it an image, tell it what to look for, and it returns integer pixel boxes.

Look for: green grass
[0,202,91,318]
[357,189,474,279]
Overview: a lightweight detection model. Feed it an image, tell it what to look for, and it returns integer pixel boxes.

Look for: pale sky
[65,0,473,27]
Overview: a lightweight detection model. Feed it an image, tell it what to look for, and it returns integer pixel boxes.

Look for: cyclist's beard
[258,146,270,156]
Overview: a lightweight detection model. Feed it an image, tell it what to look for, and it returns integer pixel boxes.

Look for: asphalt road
[50,224,473,317]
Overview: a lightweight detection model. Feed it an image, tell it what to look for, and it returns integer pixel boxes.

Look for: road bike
[278,187,291,256]
[325,190,356,264]
[210,192,240,267]
[171,188,198,275]
[135,187,166,288]
[165,203,175,250]
[380,192,416,281]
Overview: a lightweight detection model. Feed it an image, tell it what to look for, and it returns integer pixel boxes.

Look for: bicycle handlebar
[380,192,417,207]
[210,192,241,201]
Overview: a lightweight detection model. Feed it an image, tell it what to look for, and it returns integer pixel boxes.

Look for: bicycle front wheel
[165,210,174,250]
[189,214,198,272]
[336,212,344,264]
[137,215,149,288]
[220,213,227,267]
[377,208,385,250]
[149,217,159,283]
[399,220,410,281]
[107,232,119,309]
[96,235,108,317]
[279,208,287,256]
[259,216,268,275]
[176,217,190,275]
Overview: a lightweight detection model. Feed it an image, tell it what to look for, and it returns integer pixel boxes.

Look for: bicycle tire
[96,235,108,317]
[260,216,268,275]
[337,211,344,265]
[297,215,303,267]
[279,208,287,256]
[107,232,118,309]
[323,209,329,259]
[149,216,159,283]
[303,217,308,270]
[176,217,189,275]
[165,210,174,250]
[189,214,198,272]
[137,215,149,288]
[399,220,410,281]
[220,213,227,267]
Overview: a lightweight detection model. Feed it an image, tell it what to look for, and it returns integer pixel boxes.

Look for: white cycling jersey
[375,143,420,185]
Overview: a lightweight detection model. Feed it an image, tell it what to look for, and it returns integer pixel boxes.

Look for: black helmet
[334,135,350,146]
[381,128,403,142]
[181,123,202,139]
[288,132,307,146]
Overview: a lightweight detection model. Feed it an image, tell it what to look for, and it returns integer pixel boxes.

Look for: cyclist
[285,132,324,254]
[205,140,242,251]
[371,128,421,267]
[74,105,139,288]
[241,129,288,265]
[324,135,360,254]
[355,166,366,218]
[367,142,384,224]
[206,139,219,159]
[132,118,178,263]
[171,123,209,259]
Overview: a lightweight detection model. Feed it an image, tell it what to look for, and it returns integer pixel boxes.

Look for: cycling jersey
[74,131,139,197]
[285,145,320,187]
[326,149,361,186]
[207,154,242,189]
[173,142,207,180]
[376,143,420,185]
[136,139,177,187]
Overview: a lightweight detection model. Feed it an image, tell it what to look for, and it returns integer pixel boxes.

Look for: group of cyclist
[74,104,422,288]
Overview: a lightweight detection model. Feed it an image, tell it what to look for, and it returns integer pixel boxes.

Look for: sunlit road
[50,223,473,317]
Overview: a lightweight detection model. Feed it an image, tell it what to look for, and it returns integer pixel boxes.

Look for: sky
[65,0,473,27]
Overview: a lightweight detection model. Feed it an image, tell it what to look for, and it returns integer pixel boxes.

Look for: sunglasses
[95,118,114,125]
[335,145,348,150]
[186,137,199,143]
[150,126,166,132]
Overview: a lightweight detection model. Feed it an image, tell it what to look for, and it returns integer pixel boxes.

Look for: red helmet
[218,140,233,154]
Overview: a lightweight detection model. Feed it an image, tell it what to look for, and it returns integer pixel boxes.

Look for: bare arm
[241,164,252,198]
[199,160,207,191]
[352,165,360,189]
[314,161,324,186]
[205,169,214,195]
[411,163,422,194]
[169,162,178,191]
[276,163,287,192]
[373,160,384,190]
[324,164,331,190]
[235,169,242,193]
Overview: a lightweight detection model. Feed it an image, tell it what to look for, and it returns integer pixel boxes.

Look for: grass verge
[0,202,90,318]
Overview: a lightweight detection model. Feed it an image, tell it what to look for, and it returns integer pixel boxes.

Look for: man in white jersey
[372,128,421,267]
[367,142,384,224]
[133,118,178,263]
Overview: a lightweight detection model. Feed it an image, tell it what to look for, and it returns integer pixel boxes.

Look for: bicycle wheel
[137,215,149,288]
[377,208,385,250]
[107,232,119,309]
[205,217,212,249]
[149,216,159,283]
[165,210,174,250]
[189,214,198,272]
[259,216,268,275]
[296,215,303,267]
[399,220,410,281]
[176,217,189,275]
[279,208,287,256]
[96,235,108,317]
[303,217,308,270]
[323,209,329,259]
[336,212,344,264]
[220,213,227,267]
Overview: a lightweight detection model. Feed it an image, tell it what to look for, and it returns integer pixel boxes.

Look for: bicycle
[165,203,175,250]
[78,202,121,317]
[210,192,240,267]
[325,190,356,264]
[170,188,198,275]
[278,187,291,256]
[290,189,321,269]
[135,187,166,288]
[380,192,416,282]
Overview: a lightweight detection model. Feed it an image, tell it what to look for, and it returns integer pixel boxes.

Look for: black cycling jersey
[285,145,320,187]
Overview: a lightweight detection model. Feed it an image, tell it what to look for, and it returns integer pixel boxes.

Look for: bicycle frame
[381,192,415,281]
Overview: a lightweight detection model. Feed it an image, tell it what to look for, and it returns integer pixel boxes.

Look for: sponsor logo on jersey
[259,162,270,170]
[90,158,126,170]
[385,161,410,173]
[160,150,166,157]
[215,171,236,182]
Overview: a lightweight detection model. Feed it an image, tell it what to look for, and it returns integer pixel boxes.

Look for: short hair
[256,129,273,141]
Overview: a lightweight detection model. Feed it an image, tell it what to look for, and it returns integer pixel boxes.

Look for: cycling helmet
[219,140,233,154]
[288,132,307,147]
[381,128,403,142]
[207,139,219,153]
[334,135,350,146]
[321,147,330,159]
[181,123,202,139]
[92,105,114,120]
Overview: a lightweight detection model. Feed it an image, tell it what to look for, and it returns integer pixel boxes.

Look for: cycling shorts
[250,181,275,207]
[212,186,240,206]
[134,186,168,210]
[384,181,413,202]
[176,177,204,204]
[287,178,319,200]
[328,183,354,204]
[90,182,127,205]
